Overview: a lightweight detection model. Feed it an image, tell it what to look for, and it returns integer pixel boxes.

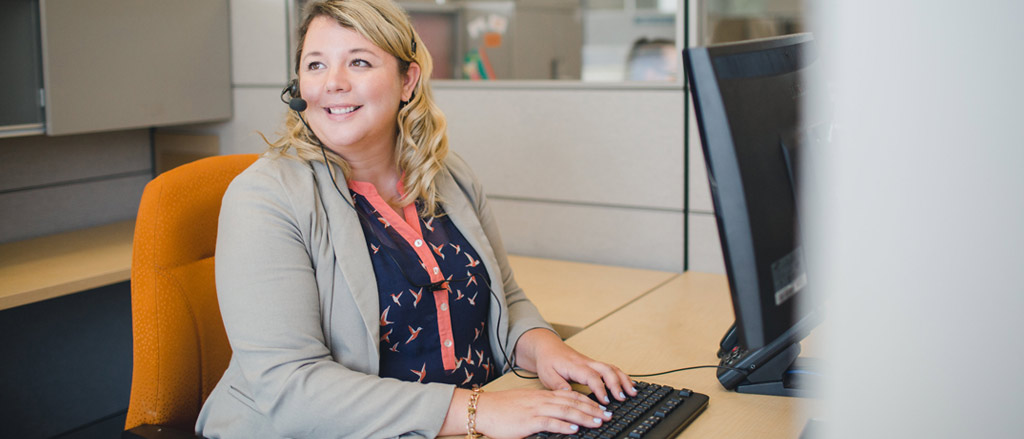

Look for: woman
[197,1,637,437]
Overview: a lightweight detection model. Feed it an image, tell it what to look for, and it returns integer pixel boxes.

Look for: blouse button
[444,339,453,347]
[433,267,440,274]
[440,303,448,311]
[414,239,423,247]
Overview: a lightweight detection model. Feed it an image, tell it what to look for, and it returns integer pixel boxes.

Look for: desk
[506,255,678,338]
[478,272,816,438]
[0,220,135,310]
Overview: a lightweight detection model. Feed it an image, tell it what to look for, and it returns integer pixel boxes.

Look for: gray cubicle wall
[0,282,133,439]
[178,0,691,273]
[434,85,686,272]
[0,131,151,244]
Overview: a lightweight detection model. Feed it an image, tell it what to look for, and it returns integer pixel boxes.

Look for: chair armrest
[122,424,202,439]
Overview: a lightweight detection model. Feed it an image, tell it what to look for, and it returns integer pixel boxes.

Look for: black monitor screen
[686,34,821,352]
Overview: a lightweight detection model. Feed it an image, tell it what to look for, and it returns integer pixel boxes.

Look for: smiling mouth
[327,106,361,115]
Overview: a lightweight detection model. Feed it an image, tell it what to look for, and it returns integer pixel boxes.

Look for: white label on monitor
[774,272,807,306]
[771,247,807,306]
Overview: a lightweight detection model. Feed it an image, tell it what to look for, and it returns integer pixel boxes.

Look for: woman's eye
[351,59,371,68]
[306,61,325,71]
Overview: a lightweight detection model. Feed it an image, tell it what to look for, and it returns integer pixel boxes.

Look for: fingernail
[618,391,626,399]
[631,386,638,393]
[604,411,613,418]
[570,425,579,431]
[599,405,607,411]
[593,417,602,424]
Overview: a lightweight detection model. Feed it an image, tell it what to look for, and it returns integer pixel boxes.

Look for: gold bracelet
[466,386,483,439]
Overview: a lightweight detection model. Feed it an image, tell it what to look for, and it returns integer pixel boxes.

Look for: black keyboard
[527,381,709,439]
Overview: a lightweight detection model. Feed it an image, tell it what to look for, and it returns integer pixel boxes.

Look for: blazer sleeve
[444,154,557,360]
[214,164,455,438]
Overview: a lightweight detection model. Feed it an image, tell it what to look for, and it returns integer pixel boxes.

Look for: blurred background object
[699,0,803,44]
[294,0,682,82]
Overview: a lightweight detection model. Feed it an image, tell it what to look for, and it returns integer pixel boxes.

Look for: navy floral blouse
[348,180,496,388]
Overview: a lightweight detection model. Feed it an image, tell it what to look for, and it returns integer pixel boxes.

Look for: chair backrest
[125,154,258,432]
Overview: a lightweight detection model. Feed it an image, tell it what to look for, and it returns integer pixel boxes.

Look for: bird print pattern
[349,183,495,389]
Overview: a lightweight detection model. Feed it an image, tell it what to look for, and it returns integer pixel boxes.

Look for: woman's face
[298,16,419,156]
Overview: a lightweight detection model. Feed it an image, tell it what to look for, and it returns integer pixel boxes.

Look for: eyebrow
[302,48,379,62]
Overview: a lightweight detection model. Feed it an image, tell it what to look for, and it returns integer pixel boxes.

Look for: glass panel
[583,0,678,82]
[292,0,680,83]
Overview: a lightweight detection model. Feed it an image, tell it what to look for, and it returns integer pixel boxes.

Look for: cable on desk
[629,364,749,378]
[498,364,751,382]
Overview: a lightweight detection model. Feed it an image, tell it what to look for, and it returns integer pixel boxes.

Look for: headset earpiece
[281,79,307,112]
[286,79,299,98]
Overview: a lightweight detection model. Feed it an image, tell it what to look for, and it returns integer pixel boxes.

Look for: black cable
[299,108,749,386]
[308,124,534,382]
[629,364,749,378]
[311,143,745,382]
[479,275,540,381]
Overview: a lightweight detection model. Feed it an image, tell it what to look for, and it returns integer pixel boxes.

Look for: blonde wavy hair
[266,0,449,217]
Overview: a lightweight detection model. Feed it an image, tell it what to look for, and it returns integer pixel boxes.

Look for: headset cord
[305,112,746,385]
[315,139,540,380]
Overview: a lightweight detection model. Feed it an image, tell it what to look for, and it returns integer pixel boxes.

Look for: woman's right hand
[473,388,613,439]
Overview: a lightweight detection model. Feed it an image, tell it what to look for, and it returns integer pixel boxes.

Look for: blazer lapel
[311,160,381,365]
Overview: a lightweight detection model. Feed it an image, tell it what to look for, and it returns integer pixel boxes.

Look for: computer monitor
[683,33,825,397]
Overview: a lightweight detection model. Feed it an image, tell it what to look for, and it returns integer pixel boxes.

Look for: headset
[277,79,751,384]
[278,79,535,379]
[281,79,308,112]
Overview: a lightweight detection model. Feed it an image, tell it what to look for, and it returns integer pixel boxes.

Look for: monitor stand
[734,344,820,398]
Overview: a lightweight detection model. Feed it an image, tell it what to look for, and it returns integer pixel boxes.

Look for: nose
[325,66,350,93]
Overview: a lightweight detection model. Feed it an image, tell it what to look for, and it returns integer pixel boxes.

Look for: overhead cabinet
[1,0,231,137]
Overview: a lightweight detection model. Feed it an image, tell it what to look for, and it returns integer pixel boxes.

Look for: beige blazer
[196,153,552,438]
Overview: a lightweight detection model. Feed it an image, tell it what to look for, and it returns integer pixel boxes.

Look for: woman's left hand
[514,328,638,405]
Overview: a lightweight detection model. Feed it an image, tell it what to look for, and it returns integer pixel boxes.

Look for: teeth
[328,106,358,115]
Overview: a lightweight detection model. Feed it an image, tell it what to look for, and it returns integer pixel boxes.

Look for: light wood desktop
[471,272,817,438]
[506,255,678,338]
[0,220,135,311]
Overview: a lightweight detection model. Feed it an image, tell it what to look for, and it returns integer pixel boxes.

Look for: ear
[402,62,421,101]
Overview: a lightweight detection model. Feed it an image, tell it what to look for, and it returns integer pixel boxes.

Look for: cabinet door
[0,0,45,137]
[40,0,231,135]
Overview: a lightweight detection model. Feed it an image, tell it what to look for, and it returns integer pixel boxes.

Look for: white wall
[809,1,1024,437]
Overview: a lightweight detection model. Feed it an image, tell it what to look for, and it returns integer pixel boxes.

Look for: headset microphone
[289,97,308,112]
[280,79,318,139]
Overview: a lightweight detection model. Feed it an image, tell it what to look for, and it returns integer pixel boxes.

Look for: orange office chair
[124,154,258,438]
